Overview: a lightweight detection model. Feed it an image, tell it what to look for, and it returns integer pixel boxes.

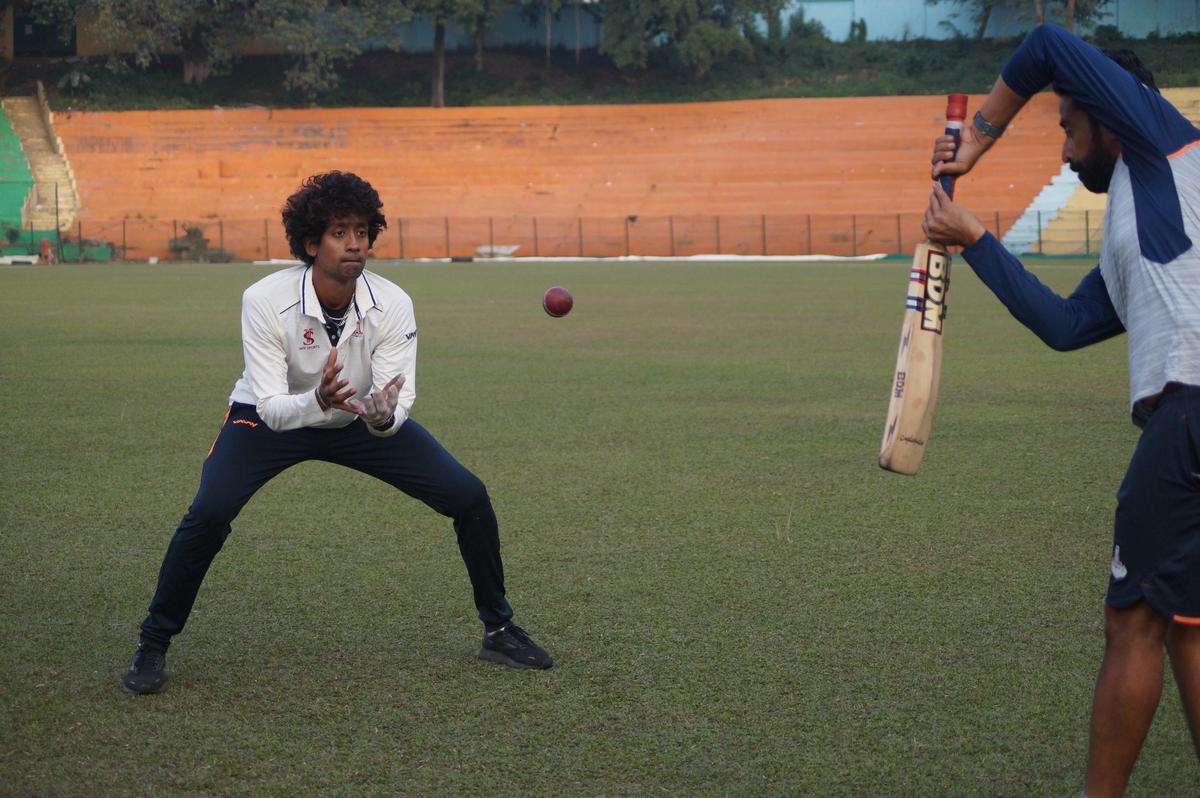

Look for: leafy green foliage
[31,0,414,100]
[55,60,97,98]
[19,8,1200,109]
[848,17,868,42]
[928,0,1114,37]
[403,0,511,105]
[256,0,412,99]
[673,19,752,76]
[599,0,783,76]
[459,0,509,70]
[32,0,256,83]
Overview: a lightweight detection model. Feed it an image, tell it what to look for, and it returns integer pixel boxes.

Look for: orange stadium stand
[53,94,1064,260]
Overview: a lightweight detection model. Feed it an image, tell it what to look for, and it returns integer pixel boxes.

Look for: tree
[411,0,534,105]
[927,0,1112,38]
[975,3,995,39]
[256,0,410,99]
[32,0,256,84]
[599,0,784,78]
[404,0,462,107]
[519,0,564,68]
[32,0,411,97]
[543,0,562,68]
[927,0,1031,39]
[459,0,507,72]
[572,0,586,65]
[1059,0,1113,31]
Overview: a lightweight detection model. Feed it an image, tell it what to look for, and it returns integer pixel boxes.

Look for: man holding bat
[924,25,1200,797]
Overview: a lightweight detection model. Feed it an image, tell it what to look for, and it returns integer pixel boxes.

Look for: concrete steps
[1038,182,1106,255]
[1011,87,1200,255]
[2,95,78,231]
[1000,164,1081,254]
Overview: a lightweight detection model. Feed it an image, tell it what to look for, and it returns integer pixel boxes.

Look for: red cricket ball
[542,286,573,317]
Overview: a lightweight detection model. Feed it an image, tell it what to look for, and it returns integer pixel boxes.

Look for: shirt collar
[300,266,382,321]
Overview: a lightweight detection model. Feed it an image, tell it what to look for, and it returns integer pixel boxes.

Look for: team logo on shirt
[299,327,320,351]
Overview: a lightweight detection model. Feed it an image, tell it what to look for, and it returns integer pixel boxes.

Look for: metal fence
[1020,208,1108,256]
[2,209,1112,262]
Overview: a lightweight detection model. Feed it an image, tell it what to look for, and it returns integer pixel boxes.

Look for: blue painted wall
[387,3,601,53]
[367,1,1197,53]
[788,0,1200,41]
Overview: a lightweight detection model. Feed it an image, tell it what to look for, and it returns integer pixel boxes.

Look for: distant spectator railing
[1,210,1112,262]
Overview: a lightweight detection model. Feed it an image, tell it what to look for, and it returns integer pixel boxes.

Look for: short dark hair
[1102,48,1158,92]
[281,171,388,265]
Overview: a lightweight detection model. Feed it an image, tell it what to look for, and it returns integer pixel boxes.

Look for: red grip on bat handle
[939,93,969,199]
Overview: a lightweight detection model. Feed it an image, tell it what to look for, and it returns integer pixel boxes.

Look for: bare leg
[1084,602,1170,798]
[1166,621,1200,758]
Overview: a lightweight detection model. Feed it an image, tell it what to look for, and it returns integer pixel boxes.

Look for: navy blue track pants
[139,402,513,647]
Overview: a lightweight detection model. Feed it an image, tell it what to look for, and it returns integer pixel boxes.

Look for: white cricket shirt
[1100,146,1200,424]
[228,265,417,434]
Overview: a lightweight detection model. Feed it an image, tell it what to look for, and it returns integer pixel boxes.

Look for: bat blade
[879,240,951,475]
[879,92,965,476]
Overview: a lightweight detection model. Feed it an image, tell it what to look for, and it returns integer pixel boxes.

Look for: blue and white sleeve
[961,232,1124,351]
[1001,24,1200,263]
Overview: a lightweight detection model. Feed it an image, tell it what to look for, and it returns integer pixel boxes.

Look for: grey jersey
[1099,147,1200,424]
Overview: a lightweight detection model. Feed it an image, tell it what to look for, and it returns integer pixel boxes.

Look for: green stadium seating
[0,107,33,231]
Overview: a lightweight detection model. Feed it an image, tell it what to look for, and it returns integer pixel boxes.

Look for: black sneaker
[122,642,168,694]
[479,623,553,670]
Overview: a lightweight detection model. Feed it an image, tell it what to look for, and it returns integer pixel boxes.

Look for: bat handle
[939,93,969,199]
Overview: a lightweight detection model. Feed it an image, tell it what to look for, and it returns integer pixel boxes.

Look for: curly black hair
[281,171,388,265]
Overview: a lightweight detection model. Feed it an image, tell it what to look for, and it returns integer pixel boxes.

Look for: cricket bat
[879,93,969,476]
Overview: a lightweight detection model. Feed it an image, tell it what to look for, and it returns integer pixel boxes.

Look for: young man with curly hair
[123,171,551,694]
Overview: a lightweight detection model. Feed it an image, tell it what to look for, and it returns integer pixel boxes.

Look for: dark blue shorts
[1108,383,1200,625]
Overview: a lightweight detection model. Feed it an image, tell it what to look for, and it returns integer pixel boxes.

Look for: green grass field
[1,258,1196,796]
